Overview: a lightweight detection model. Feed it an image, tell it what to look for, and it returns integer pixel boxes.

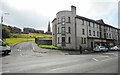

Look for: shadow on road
[0,54,10,58]
[59,50,115,55]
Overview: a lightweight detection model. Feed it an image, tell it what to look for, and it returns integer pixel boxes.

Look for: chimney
[71,5,76,15]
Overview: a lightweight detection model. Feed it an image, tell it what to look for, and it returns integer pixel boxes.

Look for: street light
[1,12,9,24]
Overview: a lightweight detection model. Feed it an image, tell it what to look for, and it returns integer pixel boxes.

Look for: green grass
[3,38,35,45]
[39,45,58,49]
[3,33,52,45]
[11,33,52,38]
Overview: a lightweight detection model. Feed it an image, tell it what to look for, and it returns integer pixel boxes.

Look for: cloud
[0,0,119,31]
[0,0,50,31]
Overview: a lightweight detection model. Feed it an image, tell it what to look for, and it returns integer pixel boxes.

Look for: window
[97,31,99,37]
[84,38,86,44]
[58,18,59,23]
[62,37,65,46]
[61,27,65,35]
[58,27,59,33]
[81,37,83,44]
[109,33,111,38]
[89,30,91,36]
[97,24,98,28]
[62,16,65,22]
[82,29,85,35]
[106,33,108,38]
[89,22,90,27]
[81,37,86,44]
[68,17,71,22]
[93,31,95,36]
[104,33,106,38]
[58,37,60,44]
[82,20,84,25]
[93,23,95,28]
[68,27,71,33]
[109,27,111,31]
[68,37,71,43]
[62,22,65,25]
[100,32,102,37]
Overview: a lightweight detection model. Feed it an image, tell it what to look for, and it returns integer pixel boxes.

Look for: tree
[2,24,11,38]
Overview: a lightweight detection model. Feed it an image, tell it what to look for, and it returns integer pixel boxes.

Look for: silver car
[0,39,11,55]
[110,46,120,51]
[93,46,108,52]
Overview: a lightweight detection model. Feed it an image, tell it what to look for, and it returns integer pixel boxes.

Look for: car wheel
[4,51,9,55]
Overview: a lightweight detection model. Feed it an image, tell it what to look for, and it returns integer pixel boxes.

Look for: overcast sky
[0,0,119,32]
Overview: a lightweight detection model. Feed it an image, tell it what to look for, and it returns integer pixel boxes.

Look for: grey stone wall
[35,38,52,45]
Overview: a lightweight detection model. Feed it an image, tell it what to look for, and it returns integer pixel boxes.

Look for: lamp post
[1,12,9,24]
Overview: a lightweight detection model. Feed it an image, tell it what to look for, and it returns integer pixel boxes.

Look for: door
[91,42,93,48]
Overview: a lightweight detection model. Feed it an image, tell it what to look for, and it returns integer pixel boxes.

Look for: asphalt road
[0,41,119,73]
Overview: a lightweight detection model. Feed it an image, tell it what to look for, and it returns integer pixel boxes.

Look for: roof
[96,19,105,24]
[76,15,98,23]
[56,10,71,15]
[76,15,118,29]
[52,18,56,23]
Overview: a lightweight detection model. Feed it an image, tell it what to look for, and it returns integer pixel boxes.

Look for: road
[0,41,119,73]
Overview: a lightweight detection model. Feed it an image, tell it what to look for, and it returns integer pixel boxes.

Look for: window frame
[82,28,85,35]
[68,37,71,43]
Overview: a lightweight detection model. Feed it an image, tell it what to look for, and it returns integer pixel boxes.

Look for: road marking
[100,56,109,57]
[92,58,99,61]
[50,67,64,71]
[101,58,113,61]
[51,69,57,71]
[18,49,21,51]
[103,53,114,54]
[2,70,10,73]
[20,53,24,56]
[32,43,35,51]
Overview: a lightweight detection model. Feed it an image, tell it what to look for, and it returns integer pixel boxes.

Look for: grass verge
[39,45,58,49]
[3,38,35,45]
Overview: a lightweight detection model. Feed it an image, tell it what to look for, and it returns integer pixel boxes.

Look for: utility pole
[1,12,9,24]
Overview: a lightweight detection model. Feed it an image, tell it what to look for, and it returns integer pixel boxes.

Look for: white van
[0,39,11,55]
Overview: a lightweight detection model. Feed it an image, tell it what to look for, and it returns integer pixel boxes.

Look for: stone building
[52,5,119,50]
[8,26,21,33]
[23,28,44,34]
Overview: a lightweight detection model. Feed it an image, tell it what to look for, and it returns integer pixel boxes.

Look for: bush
[2,26,11,38]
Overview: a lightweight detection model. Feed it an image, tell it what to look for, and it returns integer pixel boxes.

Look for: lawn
[3,38,35,45]
[11,33,52,38]
[39,45,58,49]
[3,33,52,45]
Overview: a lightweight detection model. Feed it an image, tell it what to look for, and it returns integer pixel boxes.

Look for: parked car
[93,46,108,52]
[110,46,120,51]
[0,39,11,55]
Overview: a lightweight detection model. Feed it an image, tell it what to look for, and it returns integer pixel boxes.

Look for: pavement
[0,41,119,73]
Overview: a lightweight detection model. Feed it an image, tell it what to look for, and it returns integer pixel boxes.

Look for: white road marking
[32,43,35,51]
[92,58,99,61]
[103,53,114,54]
[50,67,65,71]
[101,58,113,61]
[2,70,10,73]
[18,49,21,51]
[100,56,109,57]
[51,69,57,71]
[20,53,23,56]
